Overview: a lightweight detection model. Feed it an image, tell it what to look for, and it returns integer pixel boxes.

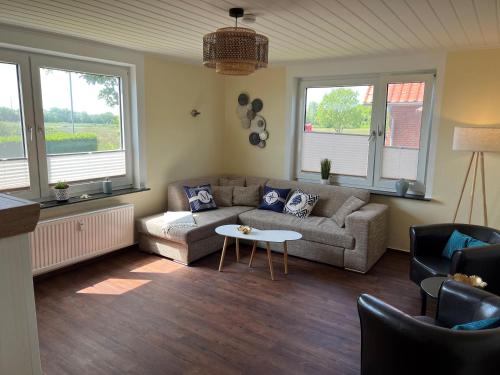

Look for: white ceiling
[1,0,500,63]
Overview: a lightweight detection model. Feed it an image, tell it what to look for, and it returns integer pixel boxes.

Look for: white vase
[54,188,70,201]
[320,178,330,185]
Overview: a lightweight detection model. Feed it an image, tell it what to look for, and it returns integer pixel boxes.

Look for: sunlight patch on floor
[130,258,184,274]
[77,278,151,295]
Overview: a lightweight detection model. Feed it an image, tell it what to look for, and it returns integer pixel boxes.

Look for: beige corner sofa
[137,175,388,274]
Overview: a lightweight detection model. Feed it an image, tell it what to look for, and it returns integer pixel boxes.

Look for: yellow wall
[219,49,500,250]
[40,49,500,251]
[223,68,287,178]
[41,55,225,221]
[373,49,500,249]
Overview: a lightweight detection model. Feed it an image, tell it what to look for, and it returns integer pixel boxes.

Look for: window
[0,49,135,199]
[297,73,434,195]
[0,61,30,191]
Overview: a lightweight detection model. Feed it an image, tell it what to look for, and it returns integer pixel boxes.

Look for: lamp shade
[452,126,500,152]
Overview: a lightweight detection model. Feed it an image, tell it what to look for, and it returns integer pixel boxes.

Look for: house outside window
[297,72,435,195]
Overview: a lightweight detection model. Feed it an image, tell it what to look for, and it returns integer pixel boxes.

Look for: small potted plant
[53,181,70,202]
[320,158,332,185]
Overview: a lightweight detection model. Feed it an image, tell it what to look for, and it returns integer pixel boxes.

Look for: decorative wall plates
[249,132,261,145]
[246,109,256,120]
[237,105,248,120]
[238,93,267,149]
[238,93,249,106]
[251,98,263,112]
[241,118,251,128]
[251,115,266,131]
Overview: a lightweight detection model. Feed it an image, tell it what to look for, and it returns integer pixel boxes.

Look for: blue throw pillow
[183,184,217,212]
[259,185,291,212]
[442,230,489,259]
[452,317,500,331]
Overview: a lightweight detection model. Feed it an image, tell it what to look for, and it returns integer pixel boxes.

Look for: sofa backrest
[168,175,370,217]
[168,176,220,211]
[266,179,370,218]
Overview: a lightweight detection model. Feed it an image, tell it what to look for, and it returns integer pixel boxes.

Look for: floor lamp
[452,126,500,225]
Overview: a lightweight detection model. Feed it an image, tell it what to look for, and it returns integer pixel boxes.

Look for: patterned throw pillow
[259,185,291,212]
[284,189,320,218]
[183,184,217,212]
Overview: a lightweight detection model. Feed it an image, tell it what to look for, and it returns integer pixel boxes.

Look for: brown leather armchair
[358,281,500,375]
[409,223,500,295]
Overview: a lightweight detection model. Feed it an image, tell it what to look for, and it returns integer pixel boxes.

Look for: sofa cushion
[183,184,217,212]
[233,185,260,206]
[220,176,245,186]
[245,176,269,188]
[332,196,366,227]
[212,185,233,207]
[238,210,355,249]
[137,206,254,245]
[266,179,370,218]
[283,189,319,218]
[259,185,290,212]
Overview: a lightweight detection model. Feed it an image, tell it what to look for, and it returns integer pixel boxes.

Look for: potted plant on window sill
[54,181,70,202]
[320,158,332,185]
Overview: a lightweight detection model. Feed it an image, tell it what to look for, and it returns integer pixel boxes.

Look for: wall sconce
[191,109,201,117]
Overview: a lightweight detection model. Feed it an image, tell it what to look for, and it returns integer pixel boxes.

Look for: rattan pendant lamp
[203,7,268,76]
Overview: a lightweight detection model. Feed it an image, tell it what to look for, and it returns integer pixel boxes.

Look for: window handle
[27,126,33,141]
[377,124,384,137]
[368,130,376,143]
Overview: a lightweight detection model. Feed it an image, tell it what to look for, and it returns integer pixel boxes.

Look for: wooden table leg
[248,241,257,268]
[266,242,275,281]
[283,241,288,275]
[218,236,229,272]
[235,238,240,263]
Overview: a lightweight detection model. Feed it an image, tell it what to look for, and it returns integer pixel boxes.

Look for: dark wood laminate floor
[35,247,421,375]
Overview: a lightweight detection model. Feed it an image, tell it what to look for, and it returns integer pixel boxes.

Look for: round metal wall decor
[251,98,263,113]
[251,115,266,131]
[241,118,251,129]
[238,93,249,105]
[249,132,261,145]
[237,105,248,120]
[246,109,256,120]
[237,92,268,148]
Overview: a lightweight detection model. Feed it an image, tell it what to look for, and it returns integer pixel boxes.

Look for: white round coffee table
[215,224,302,280]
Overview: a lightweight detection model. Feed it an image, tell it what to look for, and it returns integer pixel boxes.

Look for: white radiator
[30,204,134,275]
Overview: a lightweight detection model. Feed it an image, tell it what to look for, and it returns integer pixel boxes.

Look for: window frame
[295,72,436,195]
[372,73,435,194]
[296,74,379,189]
[0,49,40,199]
[0,47,136,200]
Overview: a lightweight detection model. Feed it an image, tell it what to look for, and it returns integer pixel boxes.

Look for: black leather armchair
[358,281,500,375]
[410,223,500,294]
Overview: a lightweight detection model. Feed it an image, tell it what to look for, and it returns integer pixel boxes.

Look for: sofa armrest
[344,203,388,273]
